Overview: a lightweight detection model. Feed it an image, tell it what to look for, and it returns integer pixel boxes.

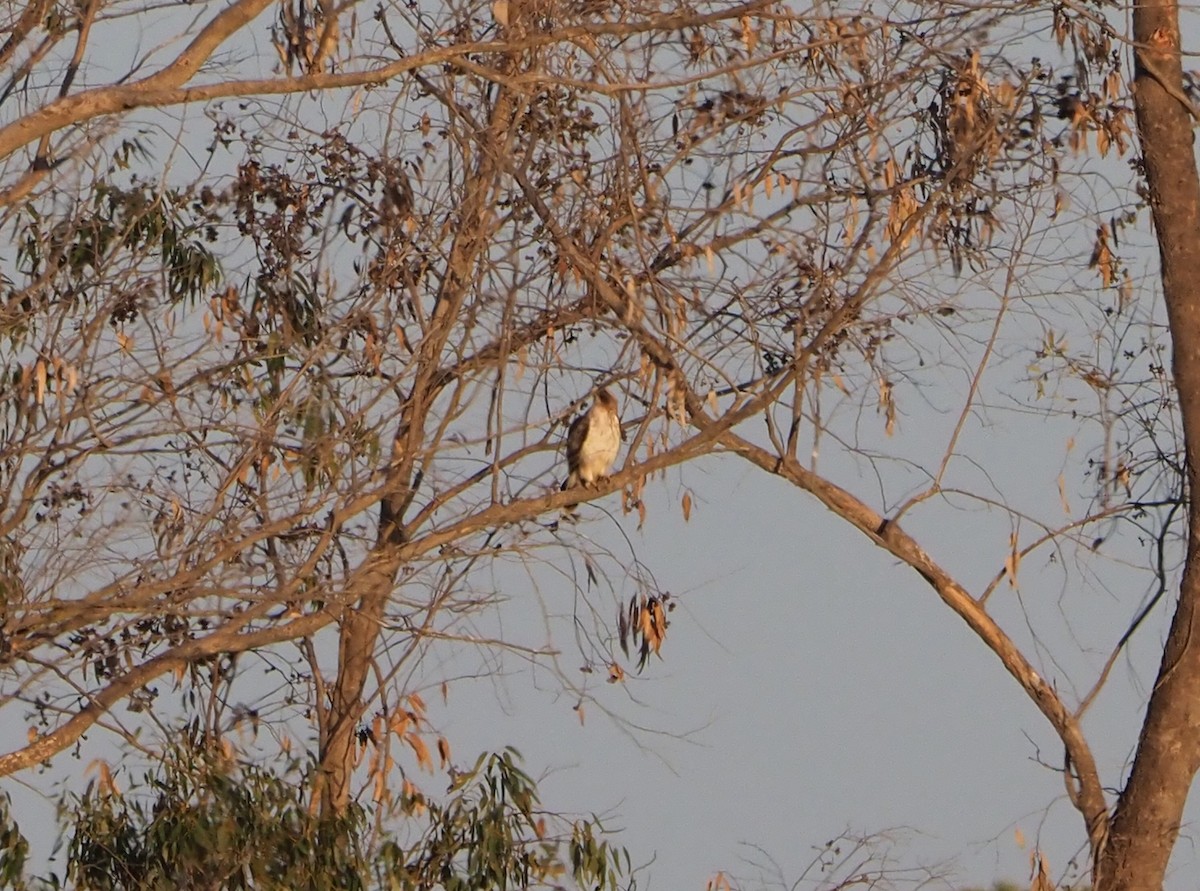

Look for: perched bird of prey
[562,388,621,497]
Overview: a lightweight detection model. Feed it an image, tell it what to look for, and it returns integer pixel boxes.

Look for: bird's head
[594,388,617,410]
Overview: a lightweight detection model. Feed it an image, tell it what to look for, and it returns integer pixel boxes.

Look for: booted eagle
[562,388,621,495]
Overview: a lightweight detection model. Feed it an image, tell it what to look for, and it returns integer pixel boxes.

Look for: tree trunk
[1097,3,1200,888]
[314,56,526,816]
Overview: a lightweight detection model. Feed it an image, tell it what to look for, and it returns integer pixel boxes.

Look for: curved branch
[718,431,1111,856]
[0,604,330,776]
[0,0,274,166]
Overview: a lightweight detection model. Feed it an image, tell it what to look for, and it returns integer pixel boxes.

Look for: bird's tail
[561,472,580,515]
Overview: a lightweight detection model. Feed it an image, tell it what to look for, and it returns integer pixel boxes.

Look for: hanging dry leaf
[1057,474,1071,515]
[402,778,426,816]
[682,491,693,522]
[650,598,666,653]
[1089,225,1117,288]
[1029,852,1052,891]
[405,732,433,771]
[391,713,410,738]
[740,14,757,53]
[373,764,388,804]
[877,377,896,436]
[887,186,919,249]
[437,736,451,769]
[1004,530,1020,588]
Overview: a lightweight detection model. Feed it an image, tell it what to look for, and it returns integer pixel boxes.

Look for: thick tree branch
[1099,4,1200,889]
[0,0,274,166]
[0,1,773,171]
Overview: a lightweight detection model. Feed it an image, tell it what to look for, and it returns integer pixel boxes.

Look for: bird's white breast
[578,409,621,482]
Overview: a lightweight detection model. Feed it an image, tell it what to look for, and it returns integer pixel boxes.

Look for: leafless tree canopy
[0,1,1195,888]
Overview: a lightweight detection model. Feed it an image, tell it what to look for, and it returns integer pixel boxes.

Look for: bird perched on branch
[562,388,621,501]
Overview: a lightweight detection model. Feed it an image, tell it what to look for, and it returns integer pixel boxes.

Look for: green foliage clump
[67,741,367,891]
[384,748,629,891]
[0,737,633,891]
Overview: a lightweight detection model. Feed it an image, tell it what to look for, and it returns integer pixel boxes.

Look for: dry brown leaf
[391,713,410,738]
[1029,852,1052,891]
[682,491,692,522]
[405,732,433,771]
[1120,270,1133,309]
[740,14,757,53]
[887,186,918,250]
[402,778,426,816]
[650,599,666,653]
[1089,226,1116,288]
[372,767,387,804]
[437,736,451,769]
[1004,530,1020,588]
[638,599,653,640]
[1057,474,1071,515]
[878,377,896,436]
[1051,190,1068,219]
